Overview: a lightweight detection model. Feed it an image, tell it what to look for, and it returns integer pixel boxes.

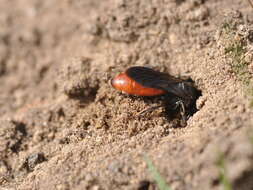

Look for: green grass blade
[217,153,233,190]
[144,156,172,190]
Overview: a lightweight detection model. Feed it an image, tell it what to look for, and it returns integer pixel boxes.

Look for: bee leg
[175,100,187,125]
[137,105,163,116]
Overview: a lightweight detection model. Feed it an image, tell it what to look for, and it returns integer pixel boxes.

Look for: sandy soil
[0,0,253,189]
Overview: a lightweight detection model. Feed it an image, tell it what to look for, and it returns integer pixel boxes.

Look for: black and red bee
[111,66,201,123]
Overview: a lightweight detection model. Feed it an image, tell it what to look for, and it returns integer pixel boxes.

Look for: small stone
[185,6,209,21]
[169,33,178,45]
[248,62,253,74]
[25,153,46,171]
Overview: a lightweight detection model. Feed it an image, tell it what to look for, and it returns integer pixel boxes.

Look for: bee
[111,66,200,122]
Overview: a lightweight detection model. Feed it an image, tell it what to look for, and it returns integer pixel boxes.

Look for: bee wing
[126,66,196,100]
[126,66,180,88]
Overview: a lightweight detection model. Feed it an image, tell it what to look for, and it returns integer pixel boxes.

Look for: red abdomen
[111,73,166,96]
